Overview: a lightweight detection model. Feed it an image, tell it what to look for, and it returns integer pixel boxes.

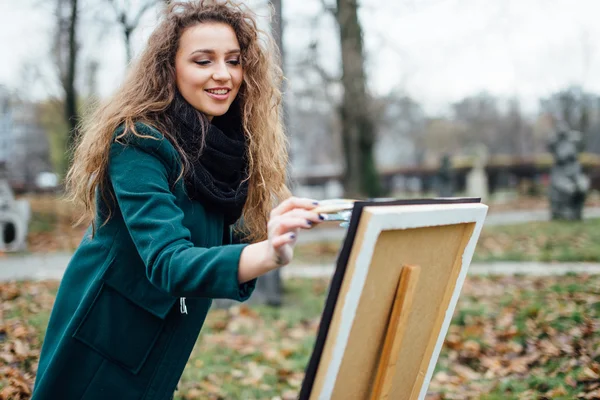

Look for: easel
[299,199,487,400]
[369,265,420,400]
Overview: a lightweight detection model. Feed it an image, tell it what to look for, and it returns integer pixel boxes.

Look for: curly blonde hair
[66,0,290,242]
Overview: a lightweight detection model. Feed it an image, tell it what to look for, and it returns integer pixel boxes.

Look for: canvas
[300,198,488,400]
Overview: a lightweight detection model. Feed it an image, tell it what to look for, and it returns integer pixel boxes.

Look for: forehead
[178,22,240,52]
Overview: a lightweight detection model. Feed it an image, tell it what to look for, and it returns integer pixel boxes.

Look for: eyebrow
[190,49,241,56]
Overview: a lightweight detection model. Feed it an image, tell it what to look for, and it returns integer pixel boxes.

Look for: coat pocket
[72,261,177,375]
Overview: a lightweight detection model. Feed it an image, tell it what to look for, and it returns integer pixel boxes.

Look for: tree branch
[130,0,158,30]
[318,0,337,17]
[106,0,125,27]
[303,40,340,85]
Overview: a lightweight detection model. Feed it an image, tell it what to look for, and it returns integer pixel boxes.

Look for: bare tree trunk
[56,0,80,157]
[336,0,381,198]
[253,0,285,307]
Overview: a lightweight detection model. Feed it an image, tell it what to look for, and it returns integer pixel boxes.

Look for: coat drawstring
[180,297,188,314]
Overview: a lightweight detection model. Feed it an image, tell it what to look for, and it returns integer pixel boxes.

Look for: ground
[2,193,600,399]
[1,276,600,399]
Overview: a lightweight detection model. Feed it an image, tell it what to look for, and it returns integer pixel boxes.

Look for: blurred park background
[2,0,600,399]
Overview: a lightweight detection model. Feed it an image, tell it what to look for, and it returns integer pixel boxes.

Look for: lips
[206,88,229,95]
[205,88,231,100]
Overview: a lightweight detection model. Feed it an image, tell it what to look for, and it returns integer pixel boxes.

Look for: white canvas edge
[318,203,488,400]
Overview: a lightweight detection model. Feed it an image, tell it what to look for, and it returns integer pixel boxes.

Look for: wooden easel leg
[369,265,421,400]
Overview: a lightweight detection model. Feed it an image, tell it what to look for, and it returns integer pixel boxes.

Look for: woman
[32,1,323,398]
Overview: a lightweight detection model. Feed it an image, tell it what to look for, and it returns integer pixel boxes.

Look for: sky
[0,0,599,115]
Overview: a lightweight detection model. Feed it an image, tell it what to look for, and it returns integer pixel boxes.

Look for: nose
[212,61,231,82]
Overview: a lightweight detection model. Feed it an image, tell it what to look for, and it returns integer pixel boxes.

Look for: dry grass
[15,194,86,254]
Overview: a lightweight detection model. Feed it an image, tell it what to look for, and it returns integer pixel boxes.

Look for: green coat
[32,123,256,399]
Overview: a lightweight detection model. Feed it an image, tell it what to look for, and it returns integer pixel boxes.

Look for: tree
[289,17,343,173]
[105,0,162,64]
[253,0,285,308]
[334,0,381,197]
[374,92,426,167]
[38,98,71,177]
[422,118,467,157]
[540,85,598,150]
[451,93,500,152]
[501,99,533,156]
[53,0,80,155]
[309,0,381,198]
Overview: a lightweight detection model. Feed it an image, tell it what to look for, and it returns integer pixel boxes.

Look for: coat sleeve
[108,133,256,301]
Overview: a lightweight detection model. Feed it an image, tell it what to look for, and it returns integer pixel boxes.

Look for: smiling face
[175,22,243,120]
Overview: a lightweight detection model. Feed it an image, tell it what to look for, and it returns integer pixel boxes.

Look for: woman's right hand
[266,197,324,268]
[237,197,326,284]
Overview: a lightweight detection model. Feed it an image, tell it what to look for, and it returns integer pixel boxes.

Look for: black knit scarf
[166,93,249,226]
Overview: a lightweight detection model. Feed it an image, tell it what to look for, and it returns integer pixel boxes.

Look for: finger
[289,228,299,246]
[270,196,319,218]
[274,217,314,235]
[271,232,296,249]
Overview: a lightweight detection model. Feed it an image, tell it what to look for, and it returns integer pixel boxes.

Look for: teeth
[207,89,228,95]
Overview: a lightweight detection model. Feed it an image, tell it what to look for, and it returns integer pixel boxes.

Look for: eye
[194,60,210,66]
[227,59,241,66]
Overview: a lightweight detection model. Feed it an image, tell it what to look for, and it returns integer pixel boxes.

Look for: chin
[205,107,229,118]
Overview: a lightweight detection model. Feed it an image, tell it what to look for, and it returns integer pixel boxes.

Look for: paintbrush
[313,199,358,223]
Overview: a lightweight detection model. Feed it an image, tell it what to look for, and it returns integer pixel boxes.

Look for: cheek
[174,64,190,90]
[184,71,197,87]
[177,65,205,88]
